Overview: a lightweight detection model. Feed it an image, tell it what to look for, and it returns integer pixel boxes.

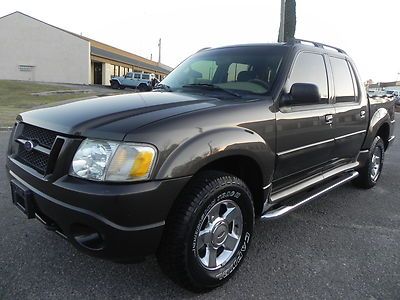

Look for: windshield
[160,46,287,96]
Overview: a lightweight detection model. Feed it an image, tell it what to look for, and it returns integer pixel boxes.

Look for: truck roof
[203,39,348,57]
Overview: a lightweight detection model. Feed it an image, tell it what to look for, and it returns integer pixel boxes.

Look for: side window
[287,52,329,103]
[348,62,359,100]
[134,73,141,79]
[142,74,150,80]
[125,72,133,78]
[330,57,356,103]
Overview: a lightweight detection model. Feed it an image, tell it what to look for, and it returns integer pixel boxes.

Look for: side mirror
[281,83,321,106]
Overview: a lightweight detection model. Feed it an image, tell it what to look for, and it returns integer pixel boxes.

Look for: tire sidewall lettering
[190,186,252,282]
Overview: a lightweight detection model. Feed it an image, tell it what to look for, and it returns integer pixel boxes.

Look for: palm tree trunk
[278,0,296,42]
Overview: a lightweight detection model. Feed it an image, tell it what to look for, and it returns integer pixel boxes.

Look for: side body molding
[156,127,274,186]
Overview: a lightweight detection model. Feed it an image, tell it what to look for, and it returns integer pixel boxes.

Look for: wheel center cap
[211,221,228,247]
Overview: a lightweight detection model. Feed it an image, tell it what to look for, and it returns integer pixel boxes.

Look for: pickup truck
[6,39,396,292]
[110,72,155,91]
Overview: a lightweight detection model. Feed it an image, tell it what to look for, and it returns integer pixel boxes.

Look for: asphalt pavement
[0,115,399,299]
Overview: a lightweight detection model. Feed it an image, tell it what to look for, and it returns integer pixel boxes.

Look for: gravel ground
[0,114,399,299]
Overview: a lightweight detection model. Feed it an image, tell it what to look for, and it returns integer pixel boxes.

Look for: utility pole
[278,0,285,42]
[158,38,161,63]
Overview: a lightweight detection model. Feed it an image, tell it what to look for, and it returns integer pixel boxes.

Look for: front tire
[111,80,120,89]
[157,171,254,292]
[355,136,385,188]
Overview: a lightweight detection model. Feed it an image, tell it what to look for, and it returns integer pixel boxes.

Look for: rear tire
[138,83,147,92]
[157,171,254,292]
[354,136,385,189]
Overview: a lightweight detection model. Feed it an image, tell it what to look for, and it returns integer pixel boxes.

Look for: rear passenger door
[329,56,368,163]
[133,73,141,86]
[274,52,336,189]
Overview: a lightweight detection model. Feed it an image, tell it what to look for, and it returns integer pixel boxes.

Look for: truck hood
[19,92,222,141]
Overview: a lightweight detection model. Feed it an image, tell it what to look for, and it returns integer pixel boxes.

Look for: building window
[19,65,35,72]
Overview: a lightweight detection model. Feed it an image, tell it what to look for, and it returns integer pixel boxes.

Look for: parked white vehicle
[110,72,156,91]
[385,90,400,98]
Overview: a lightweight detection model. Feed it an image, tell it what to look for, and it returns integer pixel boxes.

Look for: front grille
[14,123,62,175]
[20,123,58,149]
[17,144,49,173]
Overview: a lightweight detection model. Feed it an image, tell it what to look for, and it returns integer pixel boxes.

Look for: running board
[261,171,358,220]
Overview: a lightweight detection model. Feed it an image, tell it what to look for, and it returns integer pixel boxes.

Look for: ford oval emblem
[24,140,35,151]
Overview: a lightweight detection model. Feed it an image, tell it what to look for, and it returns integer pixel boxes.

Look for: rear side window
[287,52,329,103]
[330,57,356,103]
[134,73,141,79]
[142,74,150,80]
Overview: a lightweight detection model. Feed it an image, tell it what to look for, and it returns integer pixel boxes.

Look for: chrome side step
[261,171,358,220]
[270,162,359,203]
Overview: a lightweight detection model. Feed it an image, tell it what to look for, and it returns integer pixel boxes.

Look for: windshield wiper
[181,84,241,98]
[154,83,172,92]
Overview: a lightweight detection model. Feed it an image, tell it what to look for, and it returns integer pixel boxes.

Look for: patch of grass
[0,80,96,127]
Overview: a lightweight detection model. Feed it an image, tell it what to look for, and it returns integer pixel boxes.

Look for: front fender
[111,78,122,84]
[362,107,391,149]
[156,127,274,186]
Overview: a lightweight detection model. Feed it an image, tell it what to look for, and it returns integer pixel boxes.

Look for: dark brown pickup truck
[6,39,396,291]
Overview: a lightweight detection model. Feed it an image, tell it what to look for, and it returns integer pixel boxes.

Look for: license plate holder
[10,179,35,219]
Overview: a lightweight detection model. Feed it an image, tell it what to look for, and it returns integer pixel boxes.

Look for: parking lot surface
[0,114,399,299]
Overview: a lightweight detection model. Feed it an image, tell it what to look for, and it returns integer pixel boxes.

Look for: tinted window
[330,57,355,102]
[227,63,249,82]
[134,73,141,79]
[287,52,329,103]
[142,74,150,80]
[161,46,287,95]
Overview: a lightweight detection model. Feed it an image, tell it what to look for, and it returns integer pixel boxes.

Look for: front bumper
[7,157,191,261]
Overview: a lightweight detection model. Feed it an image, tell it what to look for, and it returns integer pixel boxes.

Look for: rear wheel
[157,171,254,292]
[138,83,147,92]
[355,136,385,188]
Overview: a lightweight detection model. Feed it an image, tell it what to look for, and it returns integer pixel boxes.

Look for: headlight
[70,139,157,182]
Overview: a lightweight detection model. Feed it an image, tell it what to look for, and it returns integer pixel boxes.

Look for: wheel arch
[156,127,275,216]
[376,122,390,150]
[110,78,121,84]
[362,108,391,150]
[197,155,266,216]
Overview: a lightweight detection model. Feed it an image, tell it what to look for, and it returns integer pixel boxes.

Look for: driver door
[273,52,337,191]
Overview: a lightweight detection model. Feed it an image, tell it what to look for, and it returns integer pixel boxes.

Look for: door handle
[325,114,333,124]
[360,110,366,119]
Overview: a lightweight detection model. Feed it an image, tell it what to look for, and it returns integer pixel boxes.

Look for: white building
[0,12,172,85]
